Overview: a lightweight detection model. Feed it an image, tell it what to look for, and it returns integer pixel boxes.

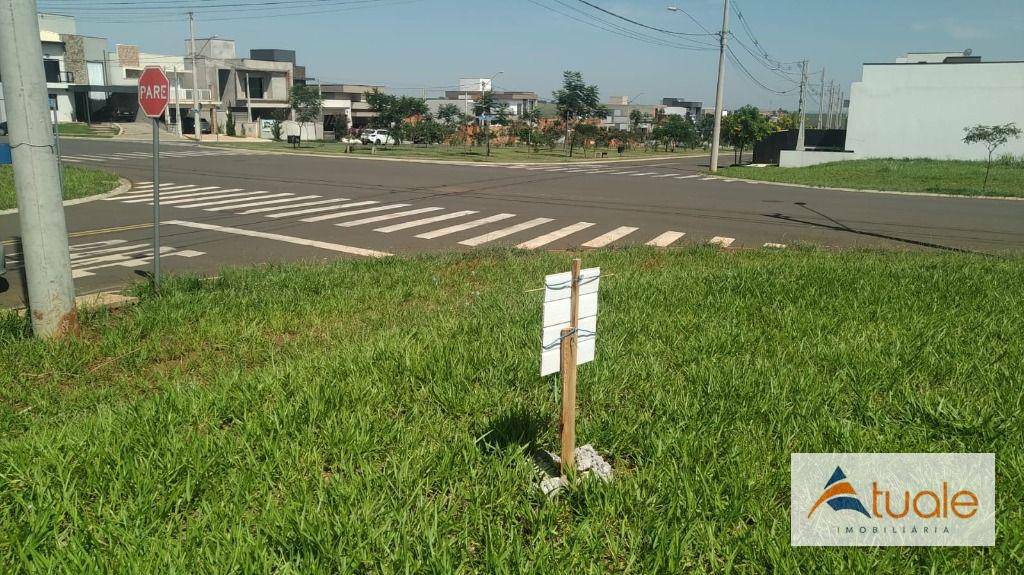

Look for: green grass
[210,140,703,163]
[1,247,1022,572]
[57,123,116,138]
[717,158,1024,198]
[0,165,120,210]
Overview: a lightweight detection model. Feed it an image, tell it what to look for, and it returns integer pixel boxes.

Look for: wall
[779,150,858,168]
[846,62,1024,160]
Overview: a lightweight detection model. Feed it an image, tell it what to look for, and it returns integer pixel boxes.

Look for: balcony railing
[171,87,215,103]
[45,70,74,84]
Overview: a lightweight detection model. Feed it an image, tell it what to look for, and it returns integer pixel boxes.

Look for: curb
[15,290,138,315]
[704,174,1024,202]
[203,145,704,167]
[0,177,132,216]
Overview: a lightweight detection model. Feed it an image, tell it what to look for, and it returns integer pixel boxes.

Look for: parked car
[360,129,396,145]
[0,122,6,136]
[181,117,212,134]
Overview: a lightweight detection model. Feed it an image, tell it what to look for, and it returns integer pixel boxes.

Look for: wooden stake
[560,258,582,477]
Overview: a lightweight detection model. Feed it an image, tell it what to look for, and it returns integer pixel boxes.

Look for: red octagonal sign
[138,66,170,118]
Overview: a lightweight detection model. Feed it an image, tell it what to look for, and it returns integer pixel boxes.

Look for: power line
[49,0,417,23]
[573,0,716,37]
[726,45,796,95]
[552,0,716,48]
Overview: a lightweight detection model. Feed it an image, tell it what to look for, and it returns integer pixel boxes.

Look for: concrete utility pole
[795,60,808,151]
[816,68,825,129]
[189,11,200,144]
[709,0,729,172]
[0,0,78,337]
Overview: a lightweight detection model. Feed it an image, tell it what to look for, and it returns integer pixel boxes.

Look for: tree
[225,112,236,137]
[473,90,499,156]
[721,105,771,165]
[365,90,428,145]
[332,112,349,141]
[553,71,607,157]
[963,123,1022,191]
[696,114,714,149]
[290,85,324,136]
[653,114,697,151]
[773,111,799,131]
[268,108,287,142]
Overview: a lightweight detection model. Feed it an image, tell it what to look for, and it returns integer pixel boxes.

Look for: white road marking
[516,221,595,249]
[629,172,659,176]
[240,197,350,215]
[675,174,700,179]
[763,242,787,249]
[166,220,391,258]
[205,194,319,212]
[300,203,411,223]
[71,247,204,278]
[176,192,290,209]
[700,177,716,181]
[606,171,637,175]
[581,226,638,248]
[416,213,516,239]
[266,200,377,219]
[458,217,554,247]
[650,173,680,178]
[336,207,444,227]
[150,190,248,205]
[374,210,477,233]
[69,242,150,261]
[62,158,83,163]
[646,231,686,247]
[119,186,226,202]
[135,181,152,185]
[709,236,734,247]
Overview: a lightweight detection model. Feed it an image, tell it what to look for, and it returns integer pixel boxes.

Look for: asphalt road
[2,137,1022,308]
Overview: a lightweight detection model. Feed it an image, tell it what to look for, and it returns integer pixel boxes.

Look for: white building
[782,52,1024,166]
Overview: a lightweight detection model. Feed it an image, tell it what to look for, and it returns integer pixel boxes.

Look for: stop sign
[138,66,170,118]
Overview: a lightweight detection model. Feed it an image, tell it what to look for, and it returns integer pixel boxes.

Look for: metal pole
[795,60,807,151]
[816,68,824,129]
[0,0,78,337]
[152,118,161,290]
[709,0,729,172]
[189,11,200,145]
[51,104,64,192]
[173,66,182,136]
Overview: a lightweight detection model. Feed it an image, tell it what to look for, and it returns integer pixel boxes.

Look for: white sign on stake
[540,267,600,376]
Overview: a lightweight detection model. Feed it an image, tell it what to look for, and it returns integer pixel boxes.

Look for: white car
[361,129,396,145]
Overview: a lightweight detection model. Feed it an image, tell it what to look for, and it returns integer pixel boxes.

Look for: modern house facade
[781,51,1024,166]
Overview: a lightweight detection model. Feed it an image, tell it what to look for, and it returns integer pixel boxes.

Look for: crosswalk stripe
[241,197,349,215]
[300,203,411,223]
[266,200,377,219]
[458,217,554,247]
[582,226,638,248]
[69,242,150,261]
[206,194,318,212]
[516,221,595,249]
[675,174,700,179]
[62,158,83,163]
[650,173,679,178]
[336,207,444,227]
[700,177,716,181]
[709,236,734,247]
[156,190,248,205]
[416,213,516,239]
[175,192,290,209]
[135,181,153,185]
[646,231,685,247]
[118,184,207,197]
[374,210,478,233]
[721,179,737,182]
[763,242,787,249]
[120,186,220,202]
[120,187,226,203]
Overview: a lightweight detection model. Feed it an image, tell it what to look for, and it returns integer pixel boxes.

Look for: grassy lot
[0,165,120,210]
[1,247,1021,572]
[717,158,1024,198]
[209,140,703,163]
[57,123,117,138]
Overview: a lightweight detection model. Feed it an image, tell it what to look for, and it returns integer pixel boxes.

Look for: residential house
[319,83,383,132]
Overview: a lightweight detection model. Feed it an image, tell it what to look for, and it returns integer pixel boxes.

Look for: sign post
[138,66,170,290]
[541,258,600,478]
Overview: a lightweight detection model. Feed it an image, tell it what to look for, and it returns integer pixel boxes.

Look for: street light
[668,3,728,172]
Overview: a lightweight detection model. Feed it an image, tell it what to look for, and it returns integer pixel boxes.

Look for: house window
[43,59,61,83]
[247,76,264,99]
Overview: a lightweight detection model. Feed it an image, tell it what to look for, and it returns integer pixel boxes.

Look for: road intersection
[2,138,1022,307]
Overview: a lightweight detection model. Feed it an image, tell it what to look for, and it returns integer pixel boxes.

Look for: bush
[226,113,236,137]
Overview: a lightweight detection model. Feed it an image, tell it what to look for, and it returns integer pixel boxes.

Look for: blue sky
[48,0,1024,110]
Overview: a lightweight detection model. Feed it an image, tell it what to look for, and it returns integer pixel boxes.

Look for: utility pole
[816,68,825,129]
[825,81,835,129]
[189,11,200,145]
[0,0,78,337]
[709,0,729,172]
[795,60,808,151]
[173,66,183,136]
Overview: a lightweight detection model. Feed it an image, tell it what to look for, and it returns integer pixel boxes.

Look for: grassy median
[57,123,117,138]
[1,247,1021,572]
[209,140,701,163]
[717,158,1024,198]
[0,165,120,210]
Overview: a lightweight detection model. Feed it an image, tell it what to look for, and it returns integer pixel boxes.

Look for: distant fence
[753,129,847,164]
